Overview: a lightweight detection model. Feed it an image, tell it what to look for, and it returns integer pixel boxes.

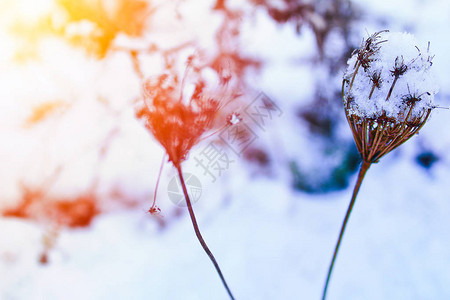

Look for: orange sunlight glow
[0,0,245,230]
[4,0,151,60]
[0,0,158,225]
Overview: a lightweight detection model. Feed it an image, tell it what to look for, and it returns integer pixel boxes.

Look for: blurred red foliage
[2,186,98,228]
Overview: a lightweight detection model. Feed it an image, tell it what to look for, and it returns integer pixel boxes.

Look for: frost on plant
[344,30,437,119]
[342,30,438,163]
[323,30,439,300]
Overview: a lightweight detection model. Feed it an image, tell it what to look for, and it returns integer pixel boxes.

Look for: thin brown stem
[349,62,361,91]
[175,165,235,300]
[368,83,376,99]
[322,160,371,300]
[386,76,399,101]
[361,121,368,156]
[367,122,386,161]
[346,117,362,154]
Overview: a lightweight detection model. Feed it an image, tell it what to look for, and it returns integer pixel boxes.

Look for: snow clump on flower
[343,30,438,121]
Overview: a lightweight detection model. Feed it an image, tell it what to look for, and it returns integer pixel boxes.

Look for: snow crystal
[343,31,439,120]
[228,113,241,125]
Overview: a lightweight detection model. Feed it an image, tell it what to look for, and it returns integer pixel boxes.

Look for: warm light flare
[0,0,156,218]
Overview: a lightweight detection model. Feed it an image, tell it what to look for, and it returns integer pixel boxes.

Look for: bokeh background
[1,0,449,299]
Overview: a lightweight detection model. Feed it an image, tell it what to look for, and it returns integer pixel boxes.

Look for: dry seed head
[139,73,222,166]
[343,31,438,163]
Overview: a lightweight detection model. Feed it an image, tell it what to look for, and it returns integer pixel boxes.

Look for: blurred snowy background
[0,0,449,299]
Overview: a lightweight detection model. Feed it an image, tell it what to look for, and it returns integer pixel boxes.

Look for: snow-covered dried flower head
[343,30,438,163]
[138,73,222,166]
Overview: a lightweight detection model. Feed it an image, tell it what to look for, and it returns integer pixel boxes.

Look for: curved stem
[175,165,235,300]
[149,154,166,212]
[322,160,371,300]
[199,124,230,142]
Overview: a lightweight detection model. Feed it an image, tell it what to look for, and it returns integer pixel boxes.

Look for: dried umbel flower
[138,68,235,299]
[140,74,222,167]
[343,30,438,163]
[322,30,438,299]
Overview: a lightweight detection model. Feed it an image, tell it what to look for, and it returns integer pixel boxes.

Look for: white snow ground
[1,0,450,299]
